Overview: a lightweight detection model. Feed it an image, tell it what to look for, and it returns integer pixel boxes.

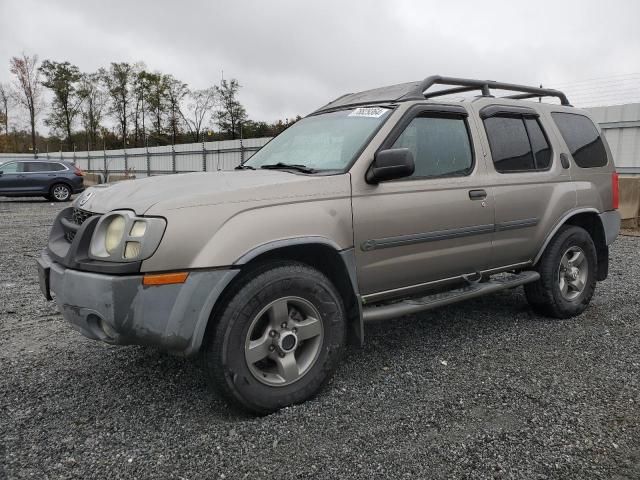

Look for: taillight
[612,172,619,210]
[73,165,84,177]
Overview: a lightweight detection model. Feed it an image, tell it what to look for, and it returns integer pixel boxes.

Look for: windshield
[244,106,392,171]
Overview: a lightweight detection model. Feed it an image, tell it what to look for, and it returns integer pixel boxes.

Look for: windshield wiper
[260,163,317,174]
[235,164,255,170]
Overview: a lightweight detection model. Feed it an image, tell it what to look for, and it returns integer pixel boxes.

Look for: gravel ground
[1,198,639,480]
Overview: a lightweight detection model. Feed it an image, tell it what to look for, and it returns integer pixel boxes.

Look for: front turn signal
[142,272,189,286]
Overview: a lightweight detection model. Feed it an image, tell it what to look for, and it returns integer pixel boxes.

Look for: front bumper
[37,250,238,356]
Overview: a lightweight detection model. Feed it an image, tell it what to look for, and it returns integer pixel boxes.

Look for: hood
[75,170,349,215]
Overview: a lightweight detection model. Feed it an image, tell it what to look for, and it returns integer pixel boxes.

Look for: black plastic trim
[361,224,495,251]
[47,207,142,275]
[480,104,538,119]
[361,217,540,251]
[495,218,539,231]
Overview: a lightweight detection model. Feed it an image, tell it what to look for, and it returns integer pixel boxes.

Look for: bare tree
[0,83,12,135]
[180,87,216,142]
[10,53,43,156]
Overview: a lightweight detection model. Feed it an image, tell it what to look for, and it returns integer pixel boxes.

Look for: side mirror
[366,148,415,184]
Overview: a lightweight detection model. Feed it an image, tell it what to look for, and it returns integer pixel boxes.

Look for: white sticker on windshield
[348,107,387,118]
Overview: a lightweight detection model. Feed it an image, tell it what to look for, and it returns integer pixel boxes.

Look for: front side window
[0,162,21,173]
[551,112,607,168]
[484,116,552,173]
[244,107,392,171]
[391,115,473,178]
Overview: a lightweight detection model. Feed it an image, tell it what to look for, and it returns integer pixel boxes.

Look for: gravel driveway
[1,198,639,479]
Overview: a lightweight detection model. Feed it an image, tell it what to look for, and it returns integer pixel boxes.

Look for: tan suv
[38,76,620,413]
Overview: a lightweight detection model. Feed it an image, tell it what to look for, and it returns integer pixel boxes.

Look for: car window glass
[551,112,607,168]
[391,115,473,178]
[48,162,66,171]
[484,116,536,172]
[524,118,552,169]
[25,162,49,172]
[0,162,21,173]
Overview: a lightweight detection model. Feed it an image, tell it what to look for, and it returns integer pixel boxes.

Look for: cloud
[1,0,639,125]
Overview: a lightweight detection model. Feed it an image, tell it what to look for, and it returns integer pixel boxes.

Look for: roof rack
[400,75,572,106]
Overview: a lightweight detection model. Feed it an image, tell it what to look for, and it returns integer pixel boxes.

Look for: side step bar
[362,271,540,323]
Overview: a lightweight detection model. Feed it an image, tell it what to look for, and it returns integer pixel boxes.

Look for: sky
[1,0,640,129]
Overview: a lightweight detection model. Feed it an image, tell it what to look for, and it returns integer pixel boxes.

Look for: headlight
[105,216,126,253]
[89,211,166,262]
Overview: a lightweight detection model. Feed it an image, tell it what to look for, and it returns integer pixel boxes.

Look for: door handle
[560,153,570,169]
[468,189,487,200]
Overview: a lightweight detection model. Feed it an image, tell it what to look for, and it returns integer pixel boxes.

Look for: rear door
[473,104,576,268]
[352,104,494,299]
[22,161,55,193]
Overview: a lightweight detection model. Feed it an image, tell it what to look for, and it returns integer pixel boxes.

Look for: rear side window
[24,162,48,172]
[24,162,66,172]
[525,119,552,169]
[391,115,473,178]
[483,116,552,173]
[551,112,607,168]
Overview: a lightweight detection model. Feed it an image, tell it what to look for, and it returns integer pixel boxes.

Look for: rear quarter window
[551,112,608,168]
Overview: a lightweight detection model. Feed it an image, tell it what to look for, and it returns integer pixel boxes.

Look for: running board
[362,271,540,323]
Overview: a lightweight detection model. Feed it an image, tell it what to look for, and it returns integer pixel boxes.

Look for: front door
[352,105,494,299]
[0,161,25,194]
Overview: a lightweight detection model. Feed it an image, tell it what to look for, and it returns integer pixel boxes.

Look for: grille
[65,208,96,242]
[72,208,94,226]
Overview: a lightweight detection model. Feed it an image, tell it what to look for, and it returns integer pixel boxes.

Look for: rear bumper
[37,250,238,356]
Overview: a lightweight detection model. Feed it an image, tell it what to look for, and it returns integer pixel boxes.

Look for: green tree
[215,79,247,140]
[144,72,168,142]
[165,75,188,144]
[77,73,107,150]
[39,60,82,149]
[101,62,137,147]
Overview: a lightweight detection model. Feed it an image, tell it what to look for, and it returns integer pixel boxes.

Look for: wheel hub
[244,296,324,387]
[568,267,579,280]
[558,246,588,301]
[278,331,298,353]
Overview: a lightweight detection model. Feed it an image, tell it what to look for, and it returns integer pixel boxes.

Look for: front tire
[525,225,597,318]
[204,261,346,414]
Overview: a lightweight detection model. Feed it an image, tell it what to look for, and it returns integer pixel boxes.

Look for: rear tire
[525,225,597,318]
[204,261,346,414]
[50,183,71,202]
